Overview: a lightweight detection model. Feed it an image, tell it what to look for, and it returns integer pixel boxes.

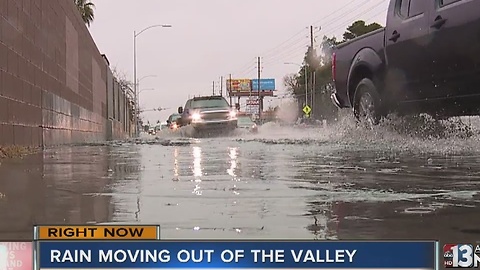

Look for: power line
[321,0,387,37]
[262,31,310,58]
[231,0,367,73]
[263,43,310,65]
[229,0,388,80]
[261,0,383,64]
[263,1,387,66]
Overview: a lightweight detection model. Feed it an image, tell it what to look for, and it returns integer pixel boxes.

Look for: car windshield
[238,116,254,125]
[170,114,181,121]
[191,98,229,109]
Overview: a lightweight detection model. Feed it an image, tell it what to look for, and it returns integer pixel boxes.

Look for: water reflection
[0,145,143,239]
[227,147,238,179]
[192,146,202,196]
[173,148,179,181]
[108,145,142,222]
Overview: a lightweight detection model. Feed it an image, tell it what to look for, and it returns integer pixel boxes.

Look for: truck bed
[333,28,385,107]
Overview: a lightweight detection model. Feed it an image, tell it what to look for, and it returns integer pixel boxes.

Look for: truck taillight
[332,52,336,82]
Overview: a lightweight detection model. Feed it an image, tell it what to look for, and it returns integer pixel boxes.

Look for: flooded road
[1,115,480,243]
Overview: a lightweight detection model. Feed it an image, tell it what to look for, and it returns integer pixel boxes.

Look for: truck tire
[353,78,385,125]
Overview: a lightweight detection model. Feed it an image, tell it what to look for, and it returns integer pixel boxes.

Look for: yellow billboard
[226,79,251,92]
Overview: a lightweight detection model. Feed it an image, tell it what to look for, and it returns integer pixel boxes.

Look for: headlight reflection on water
[227,147,238,179]
[173,148,179,180]
[192,146,202,195]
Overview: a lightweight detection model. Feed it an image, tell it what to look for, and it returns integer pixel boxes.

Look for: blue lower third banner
[38,241,437,269]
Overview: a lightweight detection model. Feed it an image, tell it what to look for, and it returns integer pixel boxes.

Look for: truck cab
[177,96,238,132]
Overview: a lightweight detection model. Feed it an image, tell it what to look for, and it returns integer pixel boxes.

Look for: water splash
[235,112,480,155]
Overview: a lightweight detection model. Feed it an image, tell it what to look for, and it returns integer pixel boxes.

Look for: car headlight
[172,123,178,129]
[191,113,202,122]
[229,111,237,119]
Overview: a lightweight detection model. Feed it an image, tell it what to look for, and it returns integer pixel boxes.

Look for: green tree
[74,0,95,27]
[285,20,383,122]
[342,20,383,41]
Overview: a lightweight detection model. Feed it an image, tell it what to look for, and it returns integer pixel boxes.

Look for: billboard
[251,79,275,91]
[227,79,276,97]
[226,79,251,93]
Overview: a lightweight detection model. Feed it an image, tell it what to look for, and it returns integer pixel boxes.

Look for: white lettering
[248,250,283,263]
[304,250,314,262]
[114,250,127,262]
[50,250,91,263]
[221,250,234,263]
[235,250,245,262]
[99,250,170,263]
[291,250,303,262]
[346,250,357,263]
[326,250,335,262]
[336,250,345,262]
[50,250,61,263]
[251,250,261,263]
[177,250,190,263]
[99,250,112,262]
[290,249,357,263]
[5,259,23,267]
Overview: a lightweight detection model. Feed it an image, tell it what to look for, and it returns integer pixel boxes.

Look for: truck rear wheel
[353,78,385,126]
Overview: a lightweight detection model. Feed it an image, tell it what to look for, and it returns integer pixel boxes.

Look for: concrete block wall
[0,0,132,146]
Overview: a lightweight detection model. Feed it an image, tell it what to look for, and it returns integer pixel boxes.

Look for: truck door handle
[431,16,447,29]
[389,31,400,42]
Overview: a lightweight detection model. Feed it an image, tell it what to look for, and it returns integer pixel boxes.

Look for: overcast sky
[89,0,388,123]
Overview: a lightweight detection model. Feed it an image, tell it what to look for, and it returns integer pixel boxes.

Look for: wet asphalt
[1,115,480,244]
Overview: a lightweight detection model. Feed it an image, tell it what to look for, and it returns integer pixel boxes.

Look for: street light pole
[133,24,172,137]
[133,30,138,136]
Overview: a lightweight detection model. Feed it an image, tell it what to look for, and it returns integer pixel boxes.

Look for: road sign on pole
[303,105,311,115]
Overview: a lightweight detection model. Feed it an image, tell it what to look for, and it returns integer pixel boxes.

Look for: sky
[88,0,388,123]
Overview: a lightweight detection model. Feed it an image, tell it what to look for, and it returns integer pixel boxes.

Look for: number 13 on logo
[444,244,480,268]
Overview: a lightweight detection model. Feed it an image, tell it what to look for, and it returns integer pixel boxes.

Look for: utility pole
[212,80,215,95]
[220,76,223,97]
[305,67,308,107]
[310,25,314,48]
[229,74,233,106]
[257,56,262,121]
[310,25,315,117]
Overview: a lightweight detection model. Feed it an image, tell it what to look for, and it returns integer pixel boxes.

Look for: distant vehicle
[148,128,156,135]
[237,114,258,133]
[330,0,480,124]
[166,113,181,130]
[154,123,168,132]
[177,95,237,134]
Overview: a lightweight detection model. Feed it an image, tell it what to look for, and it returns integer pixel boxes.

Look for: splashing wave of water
[241,113,480,154]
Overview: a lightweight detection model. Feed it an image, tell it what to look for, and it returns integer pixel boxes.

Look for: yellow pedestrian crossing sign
[303,105,311,115]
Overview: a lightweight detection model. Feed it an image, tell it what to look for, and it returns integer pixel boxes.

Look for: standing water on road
[1,114,480,242]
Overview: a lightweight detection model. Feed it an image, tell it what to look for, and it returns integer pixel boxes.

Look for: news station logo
[444,244,480,268]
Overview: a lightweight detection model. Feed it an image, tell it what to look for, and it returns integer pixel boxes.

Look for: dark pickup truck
[331,0,480,124]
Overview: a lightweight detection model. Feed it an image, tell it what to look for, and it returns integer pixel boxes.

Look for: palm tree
[74,0,95,27]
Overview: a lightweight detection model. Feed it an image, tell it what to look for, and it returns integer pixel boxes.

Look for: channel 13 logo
[444,244,480,267]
